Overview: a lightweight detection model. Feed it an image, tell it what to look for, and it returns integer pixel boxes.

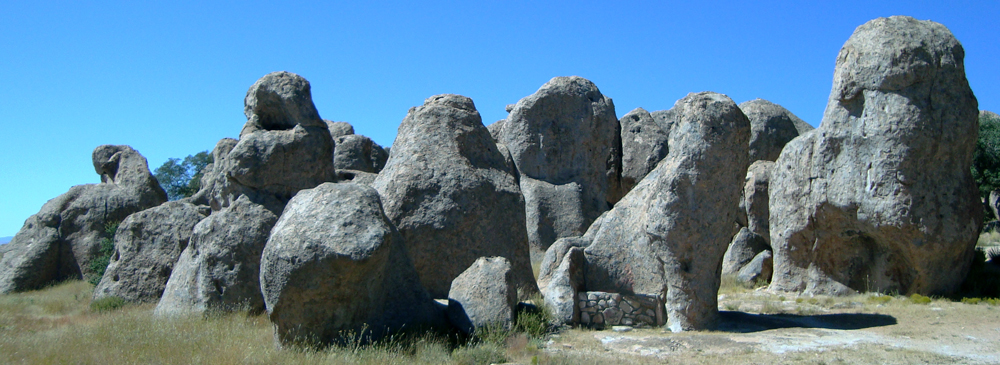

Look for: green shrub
[450,343,507,365]
[90,296,127,312]
[515,296,553,339]
[908,294,932,305]
[973,112,1000,212]
[867,295,893,304]
[86,221,119,286]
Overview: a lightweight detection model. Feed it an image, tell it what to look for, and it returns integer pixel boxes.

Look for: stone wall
[577,291,665,328]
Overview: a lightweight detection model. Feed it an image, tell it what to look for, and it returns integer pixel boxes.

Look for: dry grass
[0,280,598,364]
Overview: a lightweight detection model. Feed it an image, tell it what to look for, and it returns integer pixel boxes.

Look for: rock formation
[157,71,335,315]
[154,196,277,315]
[722,160,775,277]
[495,76,619,256]
[738,99,810,162]
[769,16,981,296]
[446,256,518,335]
[93,201,207,302]
[581,92,750,331]
[334,134,389,173]
[325,120,355,138]
[0,145,167,294]
[619,107,669,195]
[372,94,536,298]
[260,183,444,347]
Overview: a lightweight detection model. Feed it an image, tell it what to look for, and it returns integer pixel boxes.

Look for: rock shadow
[716,311,897,333]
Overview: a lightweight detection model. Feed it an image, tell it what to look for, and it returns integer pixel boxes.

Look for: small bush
[867,295,893,304]
[90,296,127,313]
[908,294,932,305]
[956,248,1000,299]
[515,297,553,339]
[86,221,119,286]
[451,343,507,365]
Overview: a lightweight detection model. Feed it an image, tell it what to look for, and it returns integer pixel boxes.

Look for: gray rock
[335,170,379,186]
[721,227,769,276]
[737,250,773,284]
[334,134,389,173]
[225,71,336,214]
[650,108,681,137]
[189,138,238,212]
[325,120,355,138]
[486,119,505,141]
[447,256,518,334]
[537,236,589,293]
[0,145,167,294]
[155,195,277,315]
[583,92,750,331]
[260,183,444,347]
[619,108,669,195]
[742,161,774,242]
[372,94,537,299]
[542,246,586,326]
[497,76,619,256]
[738,99,808,162]
[93,201,207,302]
[769,16,981,296]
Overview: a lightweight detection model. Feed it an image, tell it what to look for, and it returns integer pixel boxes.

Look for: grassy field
[4,279,999,364]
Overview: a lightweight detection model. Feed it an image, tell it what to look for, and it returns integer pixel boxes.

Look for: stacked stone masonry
[577,291,665,328]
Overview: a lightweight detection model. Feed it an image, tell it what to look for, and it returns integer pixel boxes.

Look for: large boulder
[495,76,619,256]
[446,256,518,335]
[738,99,809,162]
[157,71,334,315]
[373,94,536,299]
[0,145,167,294]
[769,16,981,296]
[583,92,750,331]
[93,201,207,302]
[223,71,336,213]
[619,108,669,195]
[154,195,277,315]
[260,183,444,347]
[334,134,389,173]
[325,120,355,138]
[722,160,776,276]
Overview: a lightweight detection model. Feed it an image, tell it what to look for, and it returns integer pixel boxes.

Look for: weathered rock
[0,145,167,294]
[737,250,773,284]
[769,16,981,296]
[496,76,619,256]
[260,183,444,347]
[742,160,774,241]
[93,201,206,302]
[157,72,338,315]
[334,134,389,173]
[155,195,277,315]
[447,257,518,334]
[372,94,537,299]
[738,99,808,162]
[335,170,379,186]
[227,71,336,213]
[325,120,355,138]
[619,108,669,194]
[583,92,750,331]
[650,108,681,137]
[722,227,769,276]
[486,119,505,141]
[543,246,586,326]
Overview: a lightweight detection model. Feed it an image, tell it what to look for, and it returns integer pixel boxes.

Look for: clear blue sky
[1,1,997,237]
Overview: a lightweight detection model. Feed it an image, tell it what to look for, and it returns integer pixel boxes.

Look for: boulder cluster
[0,16,983,344]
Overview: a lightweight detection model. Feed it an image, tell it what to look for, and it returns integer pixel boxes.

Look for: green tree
[973,112,1000,220]
[154,151,213,201]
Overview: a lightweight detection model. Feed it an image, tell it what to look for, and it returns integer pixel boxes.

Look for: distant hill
[0,236,12,244]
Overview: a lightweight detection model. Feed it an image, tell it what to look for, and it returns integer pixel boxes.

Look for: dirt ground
[541,290,1000,364]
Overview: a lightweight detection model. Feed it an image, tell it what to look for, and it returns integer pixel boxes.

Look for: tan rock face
[769,16,981,296]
